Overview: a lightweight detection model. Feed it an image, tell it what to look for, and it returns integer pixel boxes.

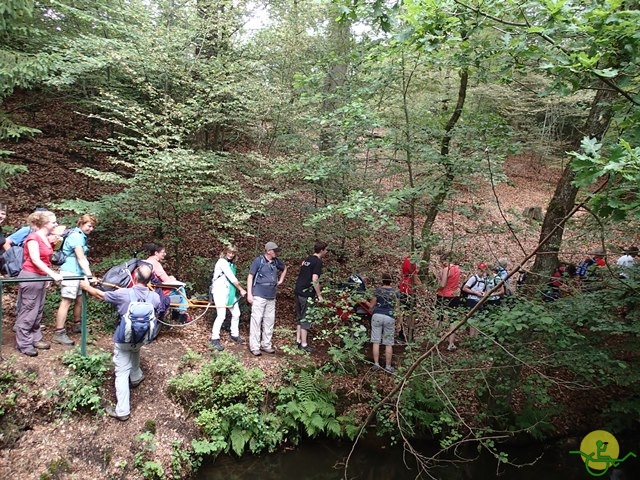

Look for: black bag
[51,229,75,266]
[99,259,154,291]
[2,245,24,276]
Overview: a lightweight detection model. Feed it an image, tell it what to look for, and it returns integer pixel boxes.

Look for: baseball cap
[478,262,487,269]
[265,241,279,251]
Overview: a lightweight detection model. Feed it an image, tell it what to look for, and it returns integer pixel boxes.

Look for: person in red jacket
[398,255,421,342]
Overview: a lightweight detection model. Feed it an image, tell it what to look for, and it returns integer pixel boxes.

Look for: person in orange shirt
[435,253,461,351]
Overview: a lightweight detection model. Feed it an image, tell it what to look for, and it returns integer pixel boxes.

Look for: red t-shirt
[22,232,53,275]
[437,264,461,298]
[399,256,417,295]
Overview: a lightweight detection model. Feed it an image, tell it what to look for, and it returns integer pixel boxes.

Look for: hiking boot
[209,339,224,352]
[260,346,276,354]
[298,344,316,353]
[34,341,50,350]
[384,365,396,374]
[230,335,246,344]
[72,322,89,334]
[130,375,145,388]
[105,406,129,422]
[22,348,38,357]
[179,313,192,324]
[53,331,75,346]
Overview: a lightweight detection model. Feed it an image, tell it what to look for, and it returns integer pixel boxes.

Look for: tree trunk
[418,67,469,276]
[530,86,617,282]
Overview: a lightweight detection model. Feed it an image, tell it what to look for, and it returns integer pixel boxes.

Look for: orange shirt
[437,264,460,298]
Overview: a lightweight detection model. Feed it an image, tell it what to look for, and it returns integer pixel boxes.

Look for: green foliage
[571,137,640,220]
[134,431,164,480]
[39,457,71,480]
[305,295,368,374]
[47,348,110,415]
[168,352,358,457]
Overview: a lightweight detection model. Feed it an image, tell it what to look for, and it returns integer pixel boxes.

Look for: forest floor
[0,93,636,479]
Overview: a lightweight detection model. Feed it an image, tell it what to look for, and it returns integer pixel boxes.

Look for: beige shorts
[60,271,82,299]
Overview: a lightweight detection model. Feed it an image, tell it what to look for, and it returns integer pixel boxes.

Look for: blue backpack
[122,290,158,345]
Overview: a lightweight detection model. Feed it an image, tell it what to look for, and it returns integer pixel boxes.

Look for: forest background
[1,0,640,479]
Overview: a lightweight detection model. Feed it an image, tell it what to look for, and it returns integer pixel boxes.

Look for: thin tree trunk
[419,67,469,275]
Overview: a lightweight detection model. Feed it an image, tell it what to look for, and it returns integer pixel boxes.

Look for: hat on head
[265,241,279,251]
[478,262,487,269]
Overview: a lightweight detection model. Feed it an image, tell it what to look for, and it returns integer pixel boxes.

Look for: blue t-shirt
[8,226,31,246]
[60,228,88,275]
[249,255,285,300]
[373,287,399,318]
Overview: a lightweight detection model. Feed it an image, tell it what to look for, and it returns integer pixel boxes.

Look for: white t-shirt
[617,255,634,268]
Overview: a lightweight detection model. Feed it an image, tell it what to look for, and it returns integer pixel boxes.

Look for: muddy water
[196,435,639,479]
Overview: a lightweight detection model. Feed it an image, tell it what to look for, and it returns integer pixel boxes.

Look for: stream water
[196,434,639,480]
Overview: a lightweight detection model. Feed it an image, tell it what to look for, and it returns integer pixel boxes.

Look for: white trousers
[211,286,240,339]
[113,343,144,416]
[249,296,275,352]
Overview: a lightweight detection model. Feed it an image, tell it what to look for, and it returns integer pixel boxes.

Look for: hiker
[577,248,607,291]
[362,273,400,373]
[461,263,489,337]
[485,263,506,307]
[294,241,329,353]
[617,246,637,277]
[246,241,287,356]
[2,206,47,252]
[53,214,97,346]
[495,258,511,295]
[209,244,247,351]
[435,253,461,351]
[145,242,189,322]
[15,211,63,357]
[398,254,421,342]
[80,264,160,421]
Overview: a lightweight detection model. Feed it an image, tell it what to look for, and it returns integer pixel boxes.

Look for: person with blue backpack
[53,214,97,346]
[80,264,161,421]
[247,241,287,356]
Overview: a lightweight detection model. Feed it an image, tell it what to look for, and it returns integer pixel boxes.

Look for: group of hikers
[1,204,637,421]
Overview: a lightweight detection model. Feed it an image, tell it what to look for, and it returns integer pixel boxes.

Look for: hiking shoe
[34,341,50,350]
[53,331,75,346]
[72,322,89,334]
[209,339,224,352]
[130,375,145,388]
[260,346,276,354]
[447,344,457,351]
[372,363,382,371]
[22,348,38,357]
[179,313,192,324]
[230,335,246,344]
[384,365,396,374]
[105,406,129,422]
[251,350,262,357]
[298,344,316,353]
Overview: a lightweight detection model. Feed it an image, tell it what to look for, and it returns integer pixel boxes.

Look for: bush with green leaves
[168,352,359,457]
[47,349,111,415]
